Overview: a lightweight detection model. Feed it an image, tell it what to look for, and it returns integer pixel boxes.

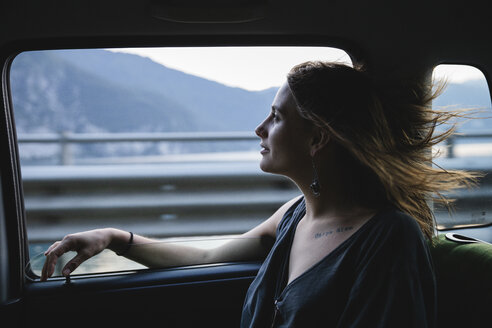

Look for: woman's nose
[255,121,267,138]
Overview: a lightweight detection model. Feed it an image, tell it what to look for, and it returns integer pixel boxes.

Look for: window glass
[432,64,492,229]
[26,236,250,278]
[11,47,351,277]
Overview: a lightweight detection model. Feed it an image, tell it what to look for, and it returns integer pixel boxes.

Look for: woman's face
[255,82,314,177]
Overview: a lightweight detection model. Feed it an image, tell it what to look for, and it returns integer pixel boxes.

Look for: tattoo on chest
[314,226,353,239]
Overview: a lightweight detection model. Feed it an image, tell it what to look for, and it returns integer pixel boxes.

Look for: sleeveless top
[241,198,437,327]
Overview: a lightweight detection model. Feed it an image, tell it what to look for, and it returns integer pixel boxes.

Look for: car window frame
[5,40,360,282]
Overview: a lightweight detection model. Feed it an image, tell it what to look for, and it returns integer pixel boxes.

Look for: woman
[41,61,474,327]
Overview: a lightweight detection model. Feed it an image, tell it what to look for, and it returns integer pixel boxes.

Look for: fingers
[44,240,61,255]
[40,236,77,281]
[61,251,91,277]
[39,231,106,281]
[41,241,63,281]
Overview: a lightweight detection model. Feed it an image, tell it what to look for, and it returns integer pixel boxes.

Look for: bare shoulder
[243,195,303,240]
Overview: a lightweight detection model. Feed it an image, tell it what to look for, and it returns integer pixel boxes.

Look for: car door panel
[23,262,260,327]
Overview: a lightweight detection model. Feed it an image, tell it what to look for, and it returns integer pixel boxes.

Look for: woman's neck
[303,191,375,222]
[293,163,377,224]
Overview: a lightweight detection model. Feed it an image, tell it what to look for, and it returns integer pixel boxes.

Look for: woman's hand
[40,228,114,281]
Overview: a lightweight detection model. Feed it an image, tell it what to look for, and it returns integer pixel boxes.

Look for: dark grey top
[241,198,436,327]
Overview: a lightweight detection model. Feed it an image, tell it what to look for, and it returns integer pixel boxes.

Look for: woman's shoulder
[376,207,424,233]
[362,207,430,252]
[276,196,305,235]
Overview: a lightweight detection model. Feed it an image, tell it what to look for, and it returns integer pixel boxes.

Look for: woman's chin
[259,158,281,174]
[259,158,273,173]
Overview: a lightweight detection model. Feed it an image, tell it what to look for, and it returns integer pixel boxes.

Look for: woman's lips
[260,144,270,154]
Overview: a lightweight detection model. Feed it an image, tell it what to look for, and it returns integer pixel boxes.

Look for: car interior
[1,0,492,327]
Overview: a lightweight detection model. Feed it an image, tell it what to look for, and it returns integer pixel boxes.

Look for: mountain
[11,48,491,135]
[433,79,492,133]
[10,49,278,135]
[57,49,278,131]
[9,49,492,164]
[10,51,198,134]
[9,49,279,163]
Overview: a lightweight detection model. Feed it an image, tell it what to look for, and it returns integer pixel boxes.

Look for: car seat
[429,233,492,328]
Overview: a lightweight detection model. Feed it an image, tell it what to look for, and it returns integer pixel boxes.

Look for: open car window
[10,46,351,278]
[432,64,492,230]
[26,235,261,278]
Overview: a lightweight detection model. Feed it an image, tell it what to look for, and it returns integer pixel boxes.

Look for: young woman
[41,61,474,327]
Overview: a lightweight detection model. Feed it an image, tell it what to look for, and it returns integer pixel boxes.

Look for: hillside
[9,49,492,164]
[11,49,277,134]
[9,49,279,163]
[434,79,492,133]
[57,49,277,131]
[11,49,492,135]
[10,51,197,134]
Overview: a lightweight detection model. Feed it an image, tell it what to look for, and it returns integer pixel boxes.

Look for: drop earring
[310,158,321,197]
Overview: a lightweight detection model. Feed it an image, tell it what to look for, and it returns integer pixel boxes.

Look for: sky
[109,47,485,91]
[433,64,485,84]
[108,47,351,91]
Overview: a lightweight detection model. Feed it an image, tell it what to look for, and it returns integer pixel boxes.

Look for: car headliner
[0,0,490,85]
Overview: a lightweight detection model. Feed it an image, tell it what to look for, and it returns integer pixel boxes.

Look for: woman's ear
[310,128,330,157]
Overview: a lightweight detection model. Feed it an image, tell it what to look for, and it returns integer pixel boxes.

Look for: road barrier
[18,132,492,242]
[22,161,300,241]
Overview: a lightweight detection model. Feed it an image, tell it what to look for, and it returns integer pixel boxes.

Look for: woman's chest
[286,220,358,285]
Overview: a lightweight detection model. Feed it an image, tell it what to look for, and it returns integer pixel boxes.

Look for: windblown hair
[287,61,479,240]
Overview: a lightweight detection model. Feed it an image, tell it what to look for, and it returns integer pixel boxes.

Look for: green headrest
[429,233,492,327]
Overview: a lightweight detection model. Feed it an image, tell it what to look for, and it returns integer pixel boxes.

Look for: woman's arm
[40,196,301,281]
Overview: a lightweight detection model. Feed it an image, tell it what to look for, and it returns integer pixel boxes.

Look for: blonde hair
[287,61,479,240]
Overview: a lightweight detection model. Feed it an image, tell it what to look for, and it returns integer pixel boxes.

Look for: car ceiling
[0,0,491,81]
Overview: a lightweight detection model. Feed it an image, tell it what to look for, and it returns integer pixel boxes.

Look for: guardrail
[18,132,492,242]
[22,161,301,242]
[445,133,492,158]
[17,131,492,164]
[18,131,259,165]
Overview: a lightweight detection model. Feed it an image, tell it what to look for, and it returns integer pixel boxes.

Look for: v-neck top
[240,197,437,328]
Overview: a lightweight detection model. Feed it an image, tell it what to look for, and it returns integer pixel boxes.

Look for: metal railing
[18,131,492,164]
[17,131,492,242]
[18,131,259,165]
[17,131,291,241]
[21,161,300,241]
[445,133,492,158]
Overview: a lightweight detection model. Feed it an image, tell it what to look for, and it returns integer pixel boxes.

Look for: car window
[26,236,250,278]
[432,64,492,229]
[10,47,352,277]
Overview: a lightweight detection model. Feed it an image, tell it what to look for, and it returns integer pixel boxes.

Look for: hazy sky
[109,47,485,91]
[109,47,350,91]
